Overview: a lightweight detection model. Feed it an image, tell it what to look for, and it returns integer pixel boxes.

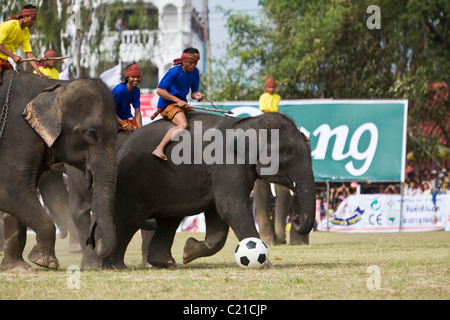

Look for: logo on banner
[371,199,381,210]
[386,213,399,226]
[331,203,365,226]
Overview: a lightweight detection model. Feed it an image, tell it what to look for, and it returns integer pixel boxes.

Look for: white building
[102,0,206,90]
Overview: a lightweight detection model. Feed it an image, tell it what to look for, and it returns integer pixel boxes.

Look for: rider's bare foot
[152,148,168,160]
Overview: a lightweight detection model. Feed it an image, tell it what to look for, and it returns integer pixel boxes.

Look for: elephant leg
[183,209,229,264]
[38,167,69,239]
[140,230,154,267]
[72,205,101,270]
[0,211,4,252]
[253,179,276,245]
[289,224,310,245]
[103,213,145,269]
[0,213,31,270]
[147,216,184,268]
[273,184,294,245]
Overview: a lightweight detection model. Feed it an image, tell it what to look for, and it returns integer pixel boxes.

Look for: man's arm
[25,52,45,77]
[0,43,22,64]
[156,87,187,107]
[134,109,142,128]
[191,91,204,101]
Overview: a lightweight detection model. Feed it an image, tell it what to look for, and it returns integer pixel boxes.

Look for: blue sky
[208,0,261,60]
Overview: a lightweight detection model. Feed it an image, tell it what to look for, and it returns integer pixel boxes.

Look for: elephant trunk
[291,174,316,235]
[88,152,117,259]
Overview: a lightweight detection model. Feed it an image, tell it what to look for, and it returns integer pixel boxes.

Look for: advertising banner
[140,99,408,182]
[173,100,408,182]
[317,194,450,233]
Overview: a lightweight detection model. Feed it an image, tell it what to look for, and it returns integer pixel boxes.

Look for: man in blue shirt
[112,63,143,132]
[152,47,204,160]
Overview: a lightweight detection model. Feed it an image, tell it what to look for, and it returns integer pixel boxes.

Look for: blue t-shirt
[157,65,200,109]
[112,83,141,120]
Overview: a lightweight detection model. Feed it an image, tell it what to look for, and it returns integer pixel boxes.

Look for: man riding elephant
[103,111,315,269]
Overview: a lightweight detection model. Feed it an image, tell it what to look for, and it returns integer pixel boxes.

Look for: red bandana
[39,49,57,67]
[264,77,276,92]
[7,8,38,21]
[125,64,141,77]
[173,52,200,66]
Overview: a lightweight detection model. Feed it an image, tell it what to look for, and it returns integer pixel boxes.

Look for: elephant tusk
[270,183,276,197]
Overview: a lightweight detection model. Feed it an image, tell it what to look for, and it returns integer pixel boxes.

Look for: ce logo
[369,214,383,225]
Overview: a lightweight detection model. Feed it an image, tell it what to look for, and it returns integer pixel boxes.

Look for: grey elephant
[0,70,118,271]
[254,179,309,245]
[104,111,315,268]
[38,164,82,253]
[63,132,156,269]
[0,212,4,253]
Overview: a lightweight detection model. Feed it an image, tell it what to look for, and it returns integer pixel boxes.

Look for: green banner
[196,100,408,182]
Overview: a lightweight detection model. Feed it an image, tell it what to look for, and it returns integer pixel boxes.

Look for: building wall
[111,0,205,89]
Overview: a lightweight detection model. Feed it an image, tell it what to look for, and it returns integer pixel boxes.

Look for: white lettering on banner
[311,123,378,176]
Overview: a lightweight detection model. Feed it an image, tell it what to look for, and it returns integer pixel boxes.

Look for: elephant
[38,164,82,253]
[64,132,156,269]
[0,70,118,271]
[253,179,309,245]
[0,212,4,252]
[104,111,315,269]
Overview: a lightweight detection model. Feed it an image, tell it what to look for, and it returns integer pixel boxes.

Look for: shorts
[0,60,14,74]
[118,118,138,130]
[160,104,193,121]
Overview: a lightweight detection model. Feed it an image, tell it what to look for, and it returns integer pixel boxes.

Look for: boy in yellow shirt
[33,49,59,79]
[0,5,45,81]
[259,77,281,113]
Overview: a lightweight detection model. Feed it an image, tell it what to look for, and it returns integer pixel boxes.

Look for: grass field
[0,231,449,300]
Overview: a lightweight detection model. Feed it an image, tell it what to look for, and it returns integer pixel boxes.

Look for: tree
[212,0,449,164]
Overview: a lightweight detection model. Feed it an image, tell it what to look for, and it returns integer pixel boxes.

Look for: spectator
[422,181,433,195]
[404,180,417,196]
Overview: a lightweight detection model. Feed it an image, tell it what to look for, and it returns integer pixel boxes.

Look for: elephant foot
[183,237,204,264]
[1,257,33,271]
[260,236,276,246]
[147,251,177,269]
[27,245,59,270]
[103,260,128,269]
[81,248,103,270]
[141,260,152,268]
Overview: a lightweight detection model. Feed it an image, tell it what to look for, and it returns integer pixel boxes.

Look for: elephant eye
[82,128,98,145]
[283,147,293,157]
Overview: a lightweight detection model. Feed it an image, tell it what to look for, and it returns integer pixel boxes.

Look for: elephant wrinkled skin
[0,70,118,271]
[104,112,315,269]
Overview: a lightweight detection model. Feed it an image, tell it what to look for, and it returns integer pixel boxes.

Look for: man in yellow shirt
[259,77,281,113]
[33,49,59,79]
[0,5,45,81]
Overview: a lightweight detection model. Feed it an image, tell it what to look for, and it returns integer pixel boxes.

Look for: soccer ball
[234,237,269,269]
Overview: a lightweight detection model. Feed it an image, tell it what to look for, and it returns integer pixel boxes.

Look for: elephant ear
[22,84,64,147]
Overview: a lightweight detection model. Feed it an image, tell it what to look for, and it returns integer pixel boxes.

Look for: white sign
[318,194,450,233]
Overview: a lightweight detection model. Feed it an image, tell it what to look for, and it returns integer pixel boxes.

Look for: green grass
[0,231,449,300]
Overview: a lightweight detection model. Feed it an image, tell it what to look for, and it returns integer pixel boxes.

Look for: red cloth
[125,64,141,77]
[264,77,276,92]
[0,60,14,72]
[38,49,57,67]
[6,8,38,21]
[173,52,200,66]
